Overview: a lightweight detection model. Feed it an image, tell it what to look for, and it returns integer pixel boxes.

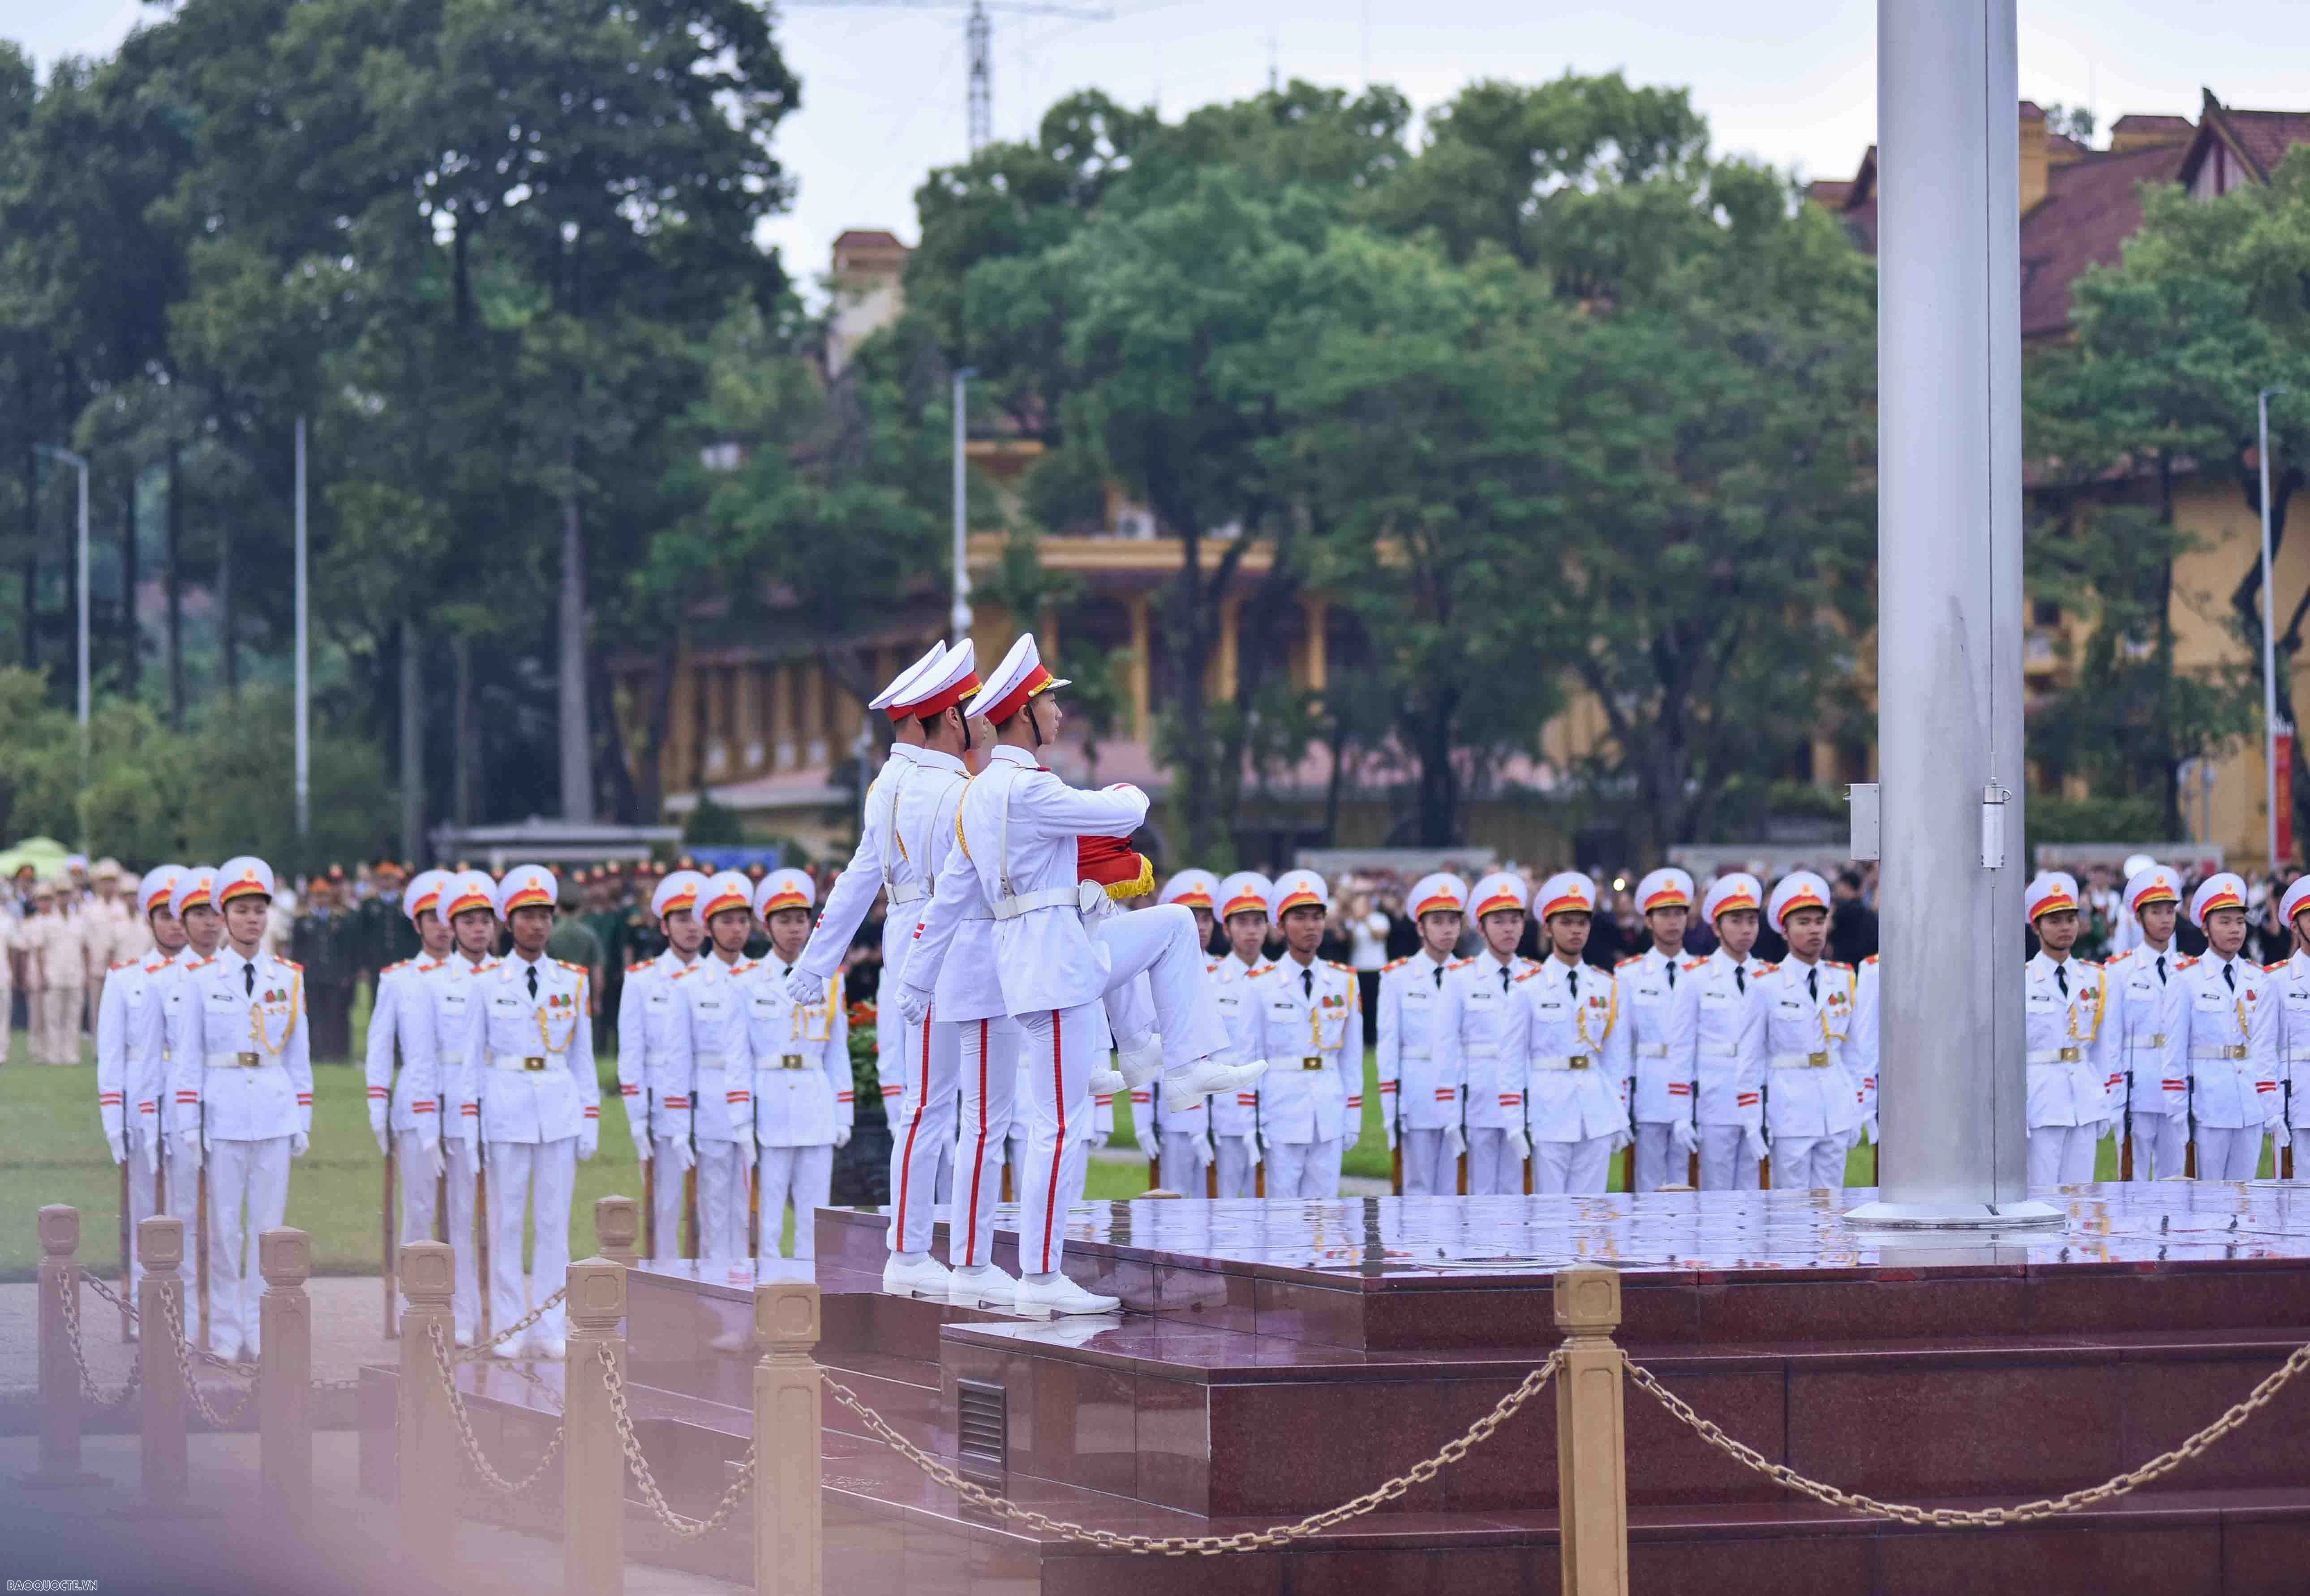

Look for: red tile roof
[2018,140,2193,339]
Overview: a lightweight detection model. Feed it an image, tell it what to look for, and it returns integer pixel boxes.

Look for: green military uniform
[293,901,361,1061]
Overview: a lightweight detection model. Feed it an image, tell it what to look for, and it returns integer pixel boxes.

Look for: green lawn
[3,1033,2220,1278]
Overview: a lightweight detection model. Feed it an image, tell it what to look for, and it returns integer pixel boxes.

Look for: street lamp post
[951,367,975,642]
[34,444,90,778]
[2259,386,2289,869]
[295,416,310,839]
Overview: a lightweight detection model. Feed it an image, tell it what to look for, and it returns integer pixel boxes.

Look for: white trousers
[2027,1124,2100,1188]
[1464,1126,1524,1196]
[648,1135,691,1259]
[1265,1137,1343,1198]
[2194,1124,2265,1182]
[1697,1125,1760,1191]
[1003,1128,1094,1206]
[1214,1134,1259,1198]
[1158,1129,1210,1195]
[1632,1121,1689,1192]
[2129,1110,2188,1183]
[1399,1128,1451,1195]
[446,1137,481,1334]
[1771,1136,1850,1192]
[2292,1129,2310,1180]
[0,987,11,1063]
[696,1137,752,1262]
[37,985,79,1064]
[1096,905,1235,1068]
[396,1130,482,1336]
[952,1015,1022,1270]
[759,1143,834,1258]
[1533,1135,1614,1195]
[204,1135,292,1354]
[125,1139,162,1299]
[888,1011,962,1256]
[484,1138,575,1347]
[1012,1007,1099,1277]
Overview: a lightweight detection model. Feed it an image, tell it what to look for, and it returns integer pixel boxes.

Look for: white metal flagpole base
[1842,1198,2065,1230]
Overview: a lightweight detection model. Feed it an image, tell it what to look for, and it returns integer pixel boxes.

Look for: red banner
[2279,725,2296,865]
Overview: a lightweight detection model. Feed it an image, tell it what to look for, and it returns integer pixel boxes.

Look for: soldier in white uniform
[155,867,223,1270]
[617,869,708,1258]
[367,870,451,1301]
[1436,872,1537,1196]
[794,642,975,1300]
[1666,874,1767,1190]
[1846,953,1881,1179]
[2019,872,2113,1188]
[2178,872,2281,1183]
[1208,872,1272,1198]
[425,870,499,1341]
[1377,873,1468,1197]
[674,871,760,1261]
[1505,872,1631,1194]
[1249,869,1361,1197]
[900,635,1259,1314]
[1622,867,1700,1193]
[2105,865,2187,1183]
[165,857,312,1364]
[2271,876,2310,1181]
[1142,870,1222,1194]
[460,864,599,1357]
[1749,871,1860,1193]
[743,870,850,1259]
[95,864,189,1307]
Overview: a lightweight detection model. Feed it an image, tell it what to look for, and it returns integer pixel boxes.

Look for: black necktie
[528,964,539,1000]
[2224,962,2236,992]
[2056,965,2068,999]
[1302,968,1313,1000]
[1666,961,1677,991]
[1735,966,1746,995]
[2156,954,2167,986]
[1808,967,1819,1003]
[1500,965,1511,994]
[244,964,254,997]
[1433,966,1443,990]
[1567,966,1578,1000]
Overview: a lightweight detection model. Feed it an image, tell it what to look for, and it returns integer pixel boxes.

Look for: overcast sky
[11,0,2310,299]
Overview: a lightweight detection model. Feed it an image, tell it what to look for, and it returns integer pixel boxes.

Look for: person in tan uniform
[80,860,133,1044]
[25,881,80,1064]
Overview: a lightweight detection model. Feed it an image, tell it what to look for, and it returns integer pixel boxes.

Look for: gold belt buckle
[781,1054,805,1069]
[236,1051,259,1067]
[1806,1051,1829,1068]
[2057,1046,2081,1063]
[1568,1055,1591,1071]
[523,1056,547,1072]
[2149,1032,2166,1047]
[1301,1055,1325,1071]
[2227,1045,2249,1061]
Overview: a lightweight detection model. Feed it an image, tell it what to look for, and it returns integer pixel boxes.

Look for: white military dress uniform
[1666,874,1768,1190]
[1437,872,1538,1196]
[2107,866,2188,1183]
[1623,867,1698,1193]
[1376,873,1467,1197]
[2019,873,2113,1188]
[1846,955,1881,1155]
[745,871,851,1259]
[165,858,312,1361]
[1207,871,1273,1199]
[154,867,219,1256]
[2271,876,2310,1181]
[2178,873,2280,1183]
[1749,872,1860,1192]
[460,865,598,1356]
[1249,875,1361,1199]
[676,871,761,1262]
[423,870,498,1339]
[365,871,448,1283]
[616,870,707,1257]
[1507,874,1632,1194]
[94,865,186,1301]
[1144,871,1222,1194]
[794,640,974,1279]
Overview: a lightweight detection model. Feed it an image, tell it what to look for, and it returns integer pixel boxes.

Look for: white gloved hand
[1861,1115,1881,1146]
[106,1129,128,1166]
[1444,1121,1467,1160]
[369,1103,390,1156]
[1742,1125,1769,1164]
[175,1128,204,1170]
[1506,1124,1532,1163]
[291,1131,310,1159]
[426,1139,447,1182]
[372,1121,391,1158]
[834,1124,852,1149]
[673,1137,697,1173]
[1241,1132,1262,1168]
[1191,1129,1215,1167]
[1384,1115,1398,1152]
[1670,1116,1700,1156]
[1607,1127,1632,1155]
[785,965,822,1005]
[1256,1124,1272,1151]
[631,1132,653,1165]
[894,982,933,1026]
[578,1120,599,1161]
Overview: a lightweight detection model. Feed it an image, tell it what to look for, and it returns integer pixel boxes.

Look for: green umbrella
[0,836,74,882]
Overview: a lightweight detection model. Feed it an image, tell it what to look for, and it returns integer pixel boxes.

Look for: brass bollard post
[259,1228,313,1528]
[564,1258,627,1596]
[397,1240,459,1582]
[595,1195,640,1268]
[1554,1266,1629,1596]
[21,1204,104,1487]
[754,1281,823,1596]
[137,1216,189,1508]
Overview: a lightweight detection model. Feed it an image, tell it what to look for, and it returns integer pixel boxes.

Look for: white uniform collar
[217,944,262,974]
[913,747,966,772]
[1413,947,1450,973]
[1226,950,1261,975]
[1711,946,1750,974]
[988,743,1039,769]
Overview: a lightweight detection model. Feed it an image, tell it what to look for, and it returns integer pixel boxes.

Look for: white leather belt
[1636,1043,1669,1059]
[1532,1054,1594,1072]
[1698,1043,1740,1060]
[2192,1045,2250,1061]
[492,1051,562,1073]
[1462,1044,1498,1060]
[204,1051,273,1069]
[2025,1048,2087,1064]
[1399,1047,1431,1060]
[694,1053,727,1071]
[2286,1047,2310,1063]
[991,885,1082,921]
[2125,1035,2168,1051]
[886,880,926,906]
[1769,1051,1833,1069]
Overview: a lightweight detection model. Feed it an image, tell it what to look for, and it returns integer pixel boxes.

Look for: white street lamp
[34,444,90,776]
[2258,385,2289,868]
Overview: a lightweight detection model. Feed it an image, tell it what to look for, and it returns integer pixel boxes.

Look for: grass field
[3,1021,2165,1278]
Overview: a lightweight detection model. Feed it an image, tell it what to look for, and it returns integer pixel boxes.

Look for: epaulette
[109,958,130,971]
[1753,961,1779,974]
[1825,960,1853,971]
[2076,957,2102,970]
[1206,959,1223,974]
[279,958,303,970]
[669,965,696,980]
[1681,957,1708,971]
[1514,966,1545,983]
[732,958,759,974]
[557,960,586,974]
[1616,956,1642,969]
[2267,961,2290,974]
[1325,959,1353,974]
[1383,955,1411,972]
[2176,956,2200,970]
[1447,957,1476,970]
[382,958,411,974]
[1861,953,1879,966]
[1247,962,1274,978]
[187,956,215,970]
[2105,949,2134,964]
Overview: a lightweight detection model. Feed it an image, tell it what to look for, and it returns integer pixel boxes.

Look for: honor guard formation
[57,644,2310,1338]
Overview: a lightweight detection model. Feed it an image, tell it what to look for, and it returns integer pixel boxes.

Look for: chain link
[455,1288,571,1362]
[1626,1339,2310,1529]
[820,1351,1563,1556]
[425,1320,566,1497]
[158,1290,257,1428]
[54,1268,138,1409]
[598,1344,756,1539]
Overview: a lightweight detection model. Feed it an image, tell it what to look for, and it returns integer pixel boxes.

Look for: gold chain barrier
[425,1318,567,1496]
[600,1345,759,1539]
[819,1352,1566,1557]
[1625,1338,2310,1529]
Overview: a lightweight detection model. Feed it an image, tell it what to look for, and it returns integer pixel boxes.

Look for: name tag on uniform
[1216,994,1240,1010]
[1776,999,1808,1016]
[1405,986,1431,1004]
[1469,989,1496,1005]
[1268,1000,1298,1017]
[1703,988,1735,1007]
[1537,999,1567,1017]
[647,991,671,1010]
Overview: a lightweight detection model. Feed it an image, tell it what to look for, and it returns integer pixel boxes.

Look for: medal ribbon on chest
[535,978,580,1054]
[249,971,300,1057]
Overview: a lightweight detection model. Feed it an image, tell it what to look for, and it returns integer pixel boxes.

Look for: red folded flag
[1077,835,1155,901]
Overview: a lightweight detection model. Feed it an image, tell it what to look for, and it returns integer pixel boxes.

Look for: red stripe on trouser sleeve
[964,1018,990,1265]
[896,1004,931,1247]
[1042,1010,1065,1274]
